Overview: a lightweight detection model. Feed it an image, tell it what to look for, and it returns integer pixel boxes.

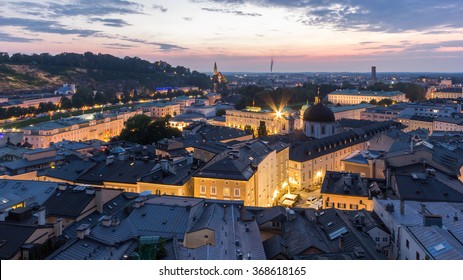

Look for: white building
[22,110,141,149]
[328,90,408,105]
[374,199,463,260]
[139,102,180,118]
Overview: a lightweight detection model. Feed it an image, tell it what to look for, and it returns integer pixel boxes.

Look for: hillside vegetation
[0,52,211,94]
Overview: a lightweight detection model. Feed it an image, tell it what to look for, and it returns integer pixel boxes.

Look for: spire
[315,86,321,104]
[213,62,218,75]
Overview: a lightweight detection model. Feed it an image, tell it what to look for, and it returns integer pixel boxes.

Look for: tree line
[0,52,212,90]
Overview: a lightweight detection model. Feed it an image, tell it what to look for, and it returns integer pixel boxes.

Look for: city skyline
[0,0,462,72]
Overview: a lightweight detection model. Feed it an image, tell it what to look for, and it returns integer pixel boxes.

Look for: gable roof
[0,223,37,259]
[43,186,96,218]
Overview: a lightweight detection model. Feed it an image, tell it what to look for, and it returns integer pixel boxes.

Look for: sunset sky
[0,0,462,72]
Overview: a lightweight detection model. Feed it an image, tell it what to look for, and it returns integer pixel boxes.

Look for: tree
[378,98,393,106]
[216,109,226,117]
[393,82,426,101]
[369,99,378,105]
[72,87,94,107]
[59,96,72,109]
[244,124,255,138]
[257,121,268,137]
[119,114,181,145]
[94,91,107,105]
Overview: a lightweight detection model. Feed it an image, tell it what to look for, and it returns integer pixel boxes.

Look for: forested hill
[0,52,212,94]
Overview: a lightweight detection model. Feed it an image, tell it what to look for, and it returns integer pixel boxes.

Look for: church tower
[213,62,218,76]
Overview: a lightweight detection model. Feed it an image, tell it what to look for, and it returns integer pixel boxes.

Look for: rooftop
[329,89,405,97]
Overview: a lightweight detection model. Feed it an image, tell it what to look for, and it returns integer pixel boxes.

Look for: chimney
[95,189,103,213]
[386,169,391,189]
[76,224,91,239]
[111,217,120,227]
[187,153,194,165]
[54,218,63,237]
[400,200,405,215]
[385,203,394,213]
[102,216,112,227]
[133,197,146,208]
[37,206,46,226]
[338,235,345,251]
[410,138,414,153]
[106,155,115,166]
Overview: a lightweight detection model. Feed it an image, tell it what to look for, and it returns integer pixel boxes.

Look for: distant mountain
[0,52,212,94]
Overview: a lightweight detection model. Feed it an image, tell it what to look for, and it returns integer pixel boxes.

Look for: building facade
[328,90,408,105]
[22,110,140,149]
[193,140,289,207]
[226,107,294,135]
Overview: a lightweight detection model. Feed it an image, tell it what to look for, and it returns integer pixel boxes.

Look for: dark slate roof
[43,186,96,218]
[290,121,396,162]
[303,103,335,123]
[0,223,37,259]
[249,206,287,225]
[337,119,377,129]
[393,172,463,202]
[77,159,158,185]
[38,160,97,182]
[194,140,274,180]
[0,180,59,209]
[1,155,65,171]
[90,202,191,244]
[284,211,330,258]
[311,208,386,259]
[410,115,435,122]
[48,237,136,260]
[321,172,368,197]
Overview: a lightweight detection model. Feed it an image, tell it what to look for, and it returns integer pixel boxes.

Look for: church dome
[303,103,335,123]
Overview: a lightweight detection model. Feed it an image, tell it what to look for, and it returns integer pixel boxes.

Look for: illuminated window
[224,188,230,197]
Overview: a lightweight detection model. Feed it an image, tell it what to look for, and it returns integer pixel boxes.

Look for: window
[337,203,346,209]
[416,252,420,260]
[234,188,240,197]
[383,237,388,242]
[224,188,230,197]
[406,239,409,249]
[211,186,216,195]
[375,237,380,242]
[200,186,206,194]
[326,202,334,208]
[350,204,358,210]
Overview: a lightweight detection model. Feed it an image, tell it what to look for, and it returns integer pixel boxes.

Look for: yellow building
[193,140,289,206]
[320,171,373,211]
[226,106,295,135]
[22,110,141,149]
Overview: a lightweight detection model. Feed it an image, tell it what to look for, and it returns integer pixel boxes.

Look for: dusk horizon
[0,0,462,72]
